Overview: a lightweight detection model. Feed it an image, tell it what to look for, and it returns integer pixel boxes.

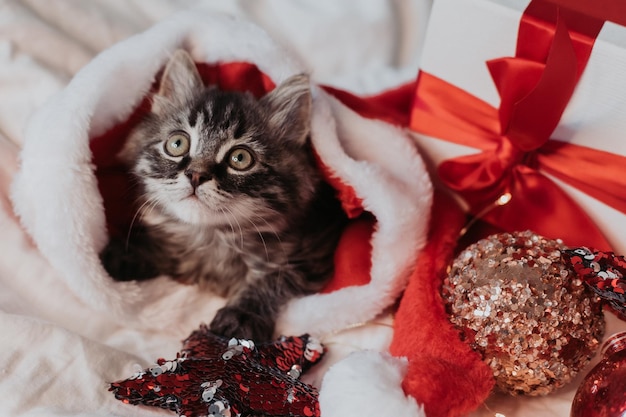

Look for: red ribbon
[545,0,626,27]
[409,0,626,250]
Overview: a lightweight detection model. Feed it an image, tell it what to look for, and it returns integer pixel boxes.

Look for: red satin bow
[410,0,626,251]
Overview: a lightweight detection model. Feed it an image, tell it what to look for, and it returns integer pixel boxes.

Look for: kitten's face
[126,51,317,230]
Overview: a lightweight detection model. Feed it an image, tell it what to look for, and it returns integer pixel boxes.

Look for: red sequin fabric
[110,326,324,417]
[563,247,626,319]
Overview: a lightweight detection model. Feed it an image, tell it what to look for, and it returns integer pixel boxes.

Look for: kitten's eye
[164,132,190,157]
[227,147,255,171]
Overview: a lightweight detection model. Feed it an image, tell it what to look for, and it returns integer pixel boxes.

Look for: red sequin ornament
[109,326,324,417]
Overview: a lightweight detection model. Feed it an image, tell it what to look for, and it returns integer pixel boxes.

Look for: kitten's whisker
[253,214,288,262]
[243,213,286,284]
[222,205,244,250]
[218,207,236,238]
[144,197,161,221]
[253,215,281,239]
[246,217,270,264]
[126,196,157,250]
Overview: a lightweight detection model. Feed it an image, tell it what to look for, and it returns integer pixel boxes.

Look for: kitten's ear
[261,74,312,146]
[152,50,203,114]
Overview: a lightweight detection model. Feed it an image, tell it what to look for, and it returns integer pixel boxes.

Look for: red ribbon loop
[489,12,578,152]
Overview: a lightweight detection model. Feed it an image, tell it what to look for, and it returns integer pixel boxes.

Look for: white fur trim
[320,351,426,417]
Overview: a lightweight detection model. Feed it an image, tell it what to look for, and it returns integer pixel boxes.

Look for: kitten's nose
[185,169,211,189]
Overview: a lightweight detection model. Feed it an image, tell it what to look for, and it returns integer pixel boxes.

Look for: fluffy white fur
[320,351,426,417]
[10,11,432,417]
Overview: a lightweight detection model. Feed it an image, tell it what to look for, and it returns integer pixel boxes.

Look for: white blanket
[1,1,432,417]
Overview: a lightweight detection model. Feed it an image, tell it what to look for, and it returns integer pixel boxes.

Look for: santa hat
[11,11,433,417]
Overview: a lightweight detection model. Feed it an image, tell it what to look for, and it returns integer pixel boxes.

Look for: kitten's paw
[210,306,274,342]
[100,239,132,281]
[99,239,158,281]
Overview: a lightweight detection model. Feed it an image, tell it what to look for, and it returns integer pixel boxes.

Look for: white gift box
[411,0,626,255]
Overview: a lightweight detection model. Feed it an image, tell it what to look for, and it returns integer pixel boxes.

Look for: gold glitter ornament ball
[442,231,605,396]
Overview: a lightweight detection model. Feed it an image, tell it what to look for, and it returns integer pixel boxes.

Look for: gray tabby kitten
[101,50,345,341]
